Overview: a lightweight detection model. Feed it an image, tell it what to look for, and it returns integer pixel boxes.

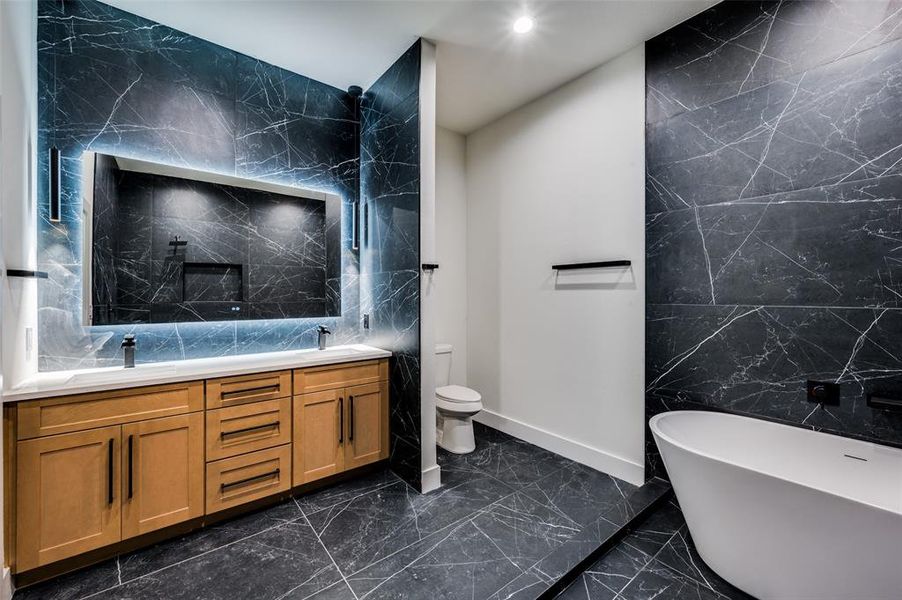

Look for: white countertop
[4,344,392,402]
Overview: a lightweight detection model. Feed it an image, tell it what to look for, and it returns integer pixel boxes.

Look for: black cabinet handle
[220,469,280,492]
[107,438,114,505]
[338,397,344,444]
[221,384,280,400]
[127,434,134,499]
[220,422,279,439]
[349,396,355,442]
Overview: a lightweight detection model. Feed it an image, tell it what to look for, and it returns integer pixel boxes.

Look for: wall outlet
[807,380,840,405]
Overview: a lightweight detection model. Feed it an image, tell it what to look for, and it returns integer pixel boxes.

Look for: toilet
[435,343,482,453]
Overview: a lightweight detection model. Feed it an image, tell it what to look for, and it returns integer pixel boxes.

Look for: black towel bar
[7,269,49,279]
[552,260,631,271]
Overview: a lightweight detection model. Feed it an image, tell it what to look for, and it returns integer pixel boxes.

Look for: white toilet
[435,343,483,453]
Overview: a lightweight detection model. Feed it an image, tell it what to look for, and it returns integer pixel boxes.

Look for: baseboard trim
[474,409,644,486]
[421,463,441,493]
[2,566,12,600]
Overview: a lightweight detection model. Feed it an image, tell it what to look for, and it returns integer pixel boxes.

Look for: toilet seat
[436,397,483,413]
[436,385,481,403]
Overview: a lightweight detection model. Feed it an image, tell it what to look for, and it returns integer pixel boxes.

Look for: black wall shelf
[552,260,631,271]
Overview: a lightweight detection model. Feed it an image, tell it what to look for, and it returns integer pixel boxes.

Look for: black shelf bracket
[552,260,631,271]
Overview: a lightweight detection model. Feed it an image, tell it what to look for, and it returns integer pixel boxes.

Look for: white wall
[434,127,467,386]
[1,0,38,393]
[0,0,37,594]
[466,45,646,485]
[418,40,440,493]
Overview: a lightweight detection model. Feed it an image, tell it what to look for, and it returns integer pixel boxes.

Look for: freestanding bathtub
[650,410,902,600]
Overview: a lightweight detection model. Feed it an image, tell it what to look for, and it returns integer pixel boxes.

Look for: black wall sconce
[49,147,61,222]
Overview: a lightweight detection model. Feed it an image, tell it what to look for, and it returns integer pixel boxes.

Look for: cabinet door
[293,389,344,485]
[122,413,204,539]
[17,426,121,570]
[344,382,389,470]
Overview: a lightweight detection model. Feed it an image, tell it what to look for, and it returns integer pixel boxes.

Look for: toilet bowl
[435,344,482,454]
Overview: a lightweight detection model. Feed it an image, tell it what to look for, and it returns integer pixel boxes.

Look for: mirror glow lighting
[512,15,534,34]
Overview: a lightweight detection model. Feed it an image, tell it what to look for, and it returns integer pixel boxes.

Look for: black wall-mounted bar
[552,260,631,271]
[422,263,439,271]
[7,269,49,279]
[49,147,61,222]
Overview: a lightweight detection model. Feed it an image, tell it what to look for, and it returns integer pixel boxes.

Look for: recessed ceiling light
[512,15,534,34]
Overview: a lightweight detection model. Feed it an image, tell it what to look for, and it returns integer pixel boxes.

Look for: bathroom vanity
[2,345,390,579]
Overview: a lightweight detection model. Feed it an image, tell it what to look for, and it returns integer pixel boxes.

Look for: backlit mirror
[82,152,342,325]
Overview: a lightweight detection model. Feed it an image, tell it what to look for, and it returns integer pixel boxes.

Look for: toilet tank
[435,344,453,388]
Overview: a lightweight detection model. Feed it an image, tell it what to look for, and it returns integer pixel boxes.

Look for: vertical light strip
[49,146,61,222]
[352,201,360,250]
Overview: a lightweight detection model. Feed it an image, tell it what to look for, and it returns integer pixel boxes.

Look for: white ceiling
[106,0,717,134]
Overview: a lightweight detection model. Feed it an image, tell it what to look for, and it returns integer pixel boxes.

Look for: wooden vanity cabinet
[343,382,389,471]
[121,413,204,538]
[8,358,389,576]
[16,426,122,571]
[14,384,206,571]
[293,361,389,485]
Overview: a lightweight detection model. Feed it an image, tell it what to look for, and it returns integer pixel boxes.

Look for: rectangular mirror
[82,152,342,325]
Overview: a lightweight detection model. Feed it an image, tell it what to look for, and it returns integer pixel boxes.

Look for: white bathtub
[650,410,902,600]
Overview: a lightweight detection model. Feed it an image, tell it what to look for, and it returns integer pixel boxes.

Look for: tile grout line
[71,514,304,600]
[295,499,360,600]
[618,519,733,600]
[607,520,685,597]
[341,484,523,583]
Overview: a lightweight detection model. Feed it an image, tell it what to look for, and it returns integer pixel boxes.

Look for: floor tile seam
[512,490,644,591]
[341,486,523,585]
[268,562,350,600]
[651,525,734,598]
[299,477,404,520]
[605,519,685,597]
[350,516,483,600]
[618,527,734,600]
[298,506,360,600]
[73,517,302,600]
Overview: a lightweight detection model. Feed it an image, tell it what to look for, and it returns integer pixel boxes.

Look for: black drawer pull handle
[221,384,280,400]
[349,396,355,442]
[220,422,280,439]
[220,468,281,492]
[107,438,114,505]
[338,397,344,444]
[127,434,134,499]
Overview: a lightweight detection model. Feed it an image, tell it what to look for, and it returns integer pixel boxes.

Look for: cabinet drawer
[293,360,388,394]
[17,382,204,440]
[205,445,291,514]
[206,371,292,409]
[206,398,291,461]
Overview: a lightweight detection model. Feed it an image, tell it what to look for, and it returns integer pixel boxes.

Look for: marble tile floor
[557,495,755,600]
[15,424,644,600]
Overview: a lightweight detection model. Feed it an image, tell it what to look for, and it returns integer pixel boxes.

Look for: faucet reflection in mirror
[81,152,343,326]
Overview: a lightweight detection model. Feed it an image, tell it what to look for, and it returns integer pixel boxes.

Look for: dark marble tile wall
[359,41,422,488]
[37,0,360,369]
[91,164,336,324]
[645,0,902,478]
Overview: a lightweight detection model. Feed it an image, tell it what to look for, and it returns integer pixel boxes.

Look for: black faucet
[317,325,331,351]
[121,334,136,368]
